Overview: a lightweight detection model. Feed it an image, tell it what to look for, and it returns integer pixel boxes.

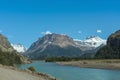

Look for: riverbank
[57,59,120,70]
[0,64,56,80]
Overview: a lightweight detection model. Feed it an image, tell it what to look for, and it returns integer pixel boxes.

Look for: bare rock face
[25,33,82,59]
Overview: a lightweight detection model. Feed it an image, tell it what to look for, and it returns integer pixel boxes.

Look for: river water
[17,61,120,80]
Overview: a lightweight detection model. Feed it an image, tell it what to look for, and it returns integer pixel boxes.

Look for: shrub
[28,66,36,72]
[0,49,23,66]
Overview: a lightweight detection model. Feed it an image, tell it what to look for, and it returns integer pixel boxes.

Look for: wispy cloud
[97,29,102,33]
[41,31,52,35]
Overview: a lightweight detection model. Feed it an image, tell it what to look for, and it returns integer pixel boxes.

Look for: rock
[95,30,120,59]
[25,33,82,59]
[0,34,29,66]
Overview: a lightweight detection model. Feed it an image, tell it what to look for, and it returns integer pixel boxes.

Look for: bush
[95,46,120,59]
[45,56,72,62]
[28,66,36,72]
[0,49,23,66]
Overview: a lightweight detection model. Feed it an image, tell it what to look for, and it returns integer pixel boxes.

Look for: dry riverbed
[57,59,120,70]
[0,64,56,80]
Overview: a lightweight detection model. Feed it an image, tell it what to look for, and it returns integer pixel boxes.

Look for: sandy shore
[57,59,120,70]
[0,64,56,80]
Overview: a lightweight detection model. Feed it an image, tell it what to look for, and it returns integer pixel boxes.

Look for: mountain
[25,33,82,59]
[95,30,120,59]
[11,43,27,53]
[0,34,14,52]
[0,34,29,66]
[107,30,120,47]
[25,33,107,59]
[74,36,106,51]
[74,36,106,58]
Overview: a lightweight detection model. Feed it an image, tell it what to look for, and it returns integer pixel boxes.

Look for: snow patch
[74,36,106,48]
[11,43,27,53]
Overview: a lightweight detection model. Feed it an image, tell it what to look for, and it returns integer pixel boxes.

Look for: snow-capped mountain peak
[84,36,106,47]
[85,36,105,42]
[74,36,106,48]
[11,43,27,53]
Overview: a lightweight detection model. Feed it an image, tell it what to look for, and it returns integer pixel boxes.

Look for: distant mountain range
[74,36,106,51]
[25,33,82,59]
[11,36,106,54]
[25,33,106,59]
[1,29,120,64]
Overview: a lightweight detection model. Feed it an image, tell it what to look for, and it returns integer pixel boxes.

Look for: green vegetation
[45,56,92,62]
[45,56,71,62]
[95,30,120,59]
[28,66,36,72]
[0,49,23,66]
[95,46,120,59]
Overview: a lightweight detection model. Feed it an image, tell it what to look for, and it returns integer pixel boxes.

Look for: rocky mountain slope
[95,30,120,59]
[0,34,14,52]
[74,36,106,58]
[0,34,29,66]
[11,43,27,53]
[25,33,82,59]
[25,33,106,59]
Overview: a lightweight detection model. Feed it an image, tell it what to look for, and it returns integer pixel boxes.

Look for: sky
[0,0,120,47]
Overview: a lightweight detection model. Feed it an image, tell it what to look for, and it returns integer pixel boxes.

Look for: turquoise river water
[17,61,120,80]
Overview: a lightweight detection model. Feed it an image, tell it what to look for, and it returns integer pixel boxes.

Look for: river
[17,61,120,80]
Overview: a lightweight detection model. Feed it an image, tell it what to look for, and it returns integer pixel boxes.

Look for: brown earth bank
[0,64,56,80]
[57,59,120,70]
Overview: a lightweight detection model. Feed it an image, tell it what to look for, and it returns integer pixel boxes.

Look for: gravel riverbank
[0,64,56,80]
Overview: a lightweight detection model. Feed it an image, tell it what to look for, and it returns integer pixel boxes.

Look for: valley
[0,30,120,80]
[0,0,120,80]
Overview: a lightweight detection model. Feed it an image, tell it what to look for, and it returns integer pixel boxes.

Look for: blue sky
[0,0,120,47]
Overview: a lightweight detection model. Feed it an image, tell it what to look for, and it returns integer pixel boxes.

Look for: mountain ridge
[25,33,106,59]
[25,33,82,59]
[74,36,106,51]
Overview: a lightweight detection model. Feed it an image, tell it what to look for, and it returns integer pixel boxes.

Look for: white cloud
[41,31,52,35]
[97,30,102,33]
[78,31,82,34]
[45,31,52,35]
